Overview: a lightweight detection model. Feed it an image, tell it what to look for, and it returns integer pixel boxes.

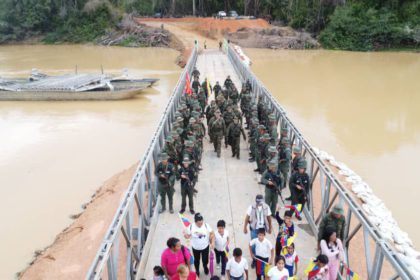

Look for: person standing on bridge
[178,157,196,214]
[261,160,283,216]
[320,226,346,280]
[289,159,310,221]
[161,237,192,279]
[209,110,226,158]
[317,205,346,244]
[156,153,176,214]
[184,213,215,276]
[213,81,222,98]
[226,117,247,159]
[244,195,272,268]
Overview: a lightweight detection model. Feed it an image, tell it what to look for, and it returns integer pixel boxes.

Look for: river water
[246,48,420,248]
[0,45,181,279]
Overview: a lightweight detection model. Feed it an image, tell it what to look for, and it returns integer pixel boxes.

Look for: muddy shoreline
[18,164,138,279]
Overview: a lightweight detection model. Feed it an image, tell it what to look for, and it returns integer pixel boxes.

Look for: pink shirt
[171,271,197,280]
[161,247,191,277]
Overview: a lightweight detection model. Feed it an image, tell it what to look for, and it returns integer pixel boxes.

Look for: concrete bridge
[86,44,416,280]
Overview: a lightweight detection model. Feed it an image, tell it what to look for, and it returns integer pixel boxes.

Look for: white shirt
[246,204,272,229]
[267,266,289,280]
[282,251,299,267]
[249,238,273,258]
[226,257,248,277]
[186,223,213,250]
[215,229,229,251]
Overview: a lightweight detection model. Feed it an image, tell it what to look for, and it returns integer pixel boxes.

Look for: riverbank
[18,164,137,279]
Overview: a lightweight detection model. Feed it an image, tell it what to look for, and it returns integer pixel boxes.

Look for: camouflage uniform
[317,206,346,241]
[226,118,246,159]
[209,112,226,157]
[177,157,196,213]
[261,161,283,216]
[278,138,292,190]
[289,159,310,219]
[156,153,176,213]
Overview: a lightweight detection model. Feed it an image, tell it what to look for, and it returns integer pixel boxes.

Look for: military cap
[297,159,307,169]
[293,146,302,153]
[185,140,194,147]
[258,125,266,130]
[189,118,196,124]
[281,137,290,144]
[281,127,289,133]
[182,157,191,164]
[268,159,278,167]
[176,128,183,135]
[268,114,277,120]
[268,146,277,153]
[171,130,179,136]
[165,135,173,142]
[188,135,196,141]
[159,153,169,160]
[191,111,200,117]
[331,205,344,215]
[262,133,270,139]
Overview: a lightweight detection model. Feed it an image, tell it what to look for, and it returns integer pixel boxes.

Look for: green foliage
[319,3,418,51]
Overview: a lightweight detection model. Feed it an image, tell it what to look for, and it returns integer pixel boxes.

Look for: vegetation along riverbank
[1,0,419,51]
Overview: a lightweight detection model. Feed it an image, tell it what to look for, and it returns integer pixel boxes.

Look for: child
[281,243,299,277]
[214,220,230,276]
[153,266,165,280]
[226,248,249,280]
[267,256,289,280]
[308,254,329,280]
[275,208,295,258]
[249,228,274,280]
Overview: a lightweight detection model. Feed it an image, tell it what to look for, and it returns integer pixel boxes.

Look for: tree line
[0,0,419,50]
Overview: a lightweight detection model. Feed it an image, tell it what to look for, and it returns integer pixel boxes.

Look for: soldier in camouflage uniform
[261,160,283,216]
[197,88,207,113]
[289,159,310,220]
[223,106,235,146]
[216,94,227,113]
[213,81,222,98]
[317,205,346,242]
[291,146,303,173]
[278,137,292,191]
[209,110,226,158]
[229,86,240,105]
[224,75,233,88]
[177,156,196,214]
[268,114,278,145]
[267,145,279,166]
[226,117,246,159]
[162,135,178,171]
[192,77,201,94]
[278,127,289,148]
[156,153,176,213]
[255,133,270,174]
[249,124,265,162]
[206,100,217,127]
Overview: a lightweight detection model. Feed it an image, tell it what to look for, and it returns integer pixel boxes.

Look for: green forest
[0,0,419,51]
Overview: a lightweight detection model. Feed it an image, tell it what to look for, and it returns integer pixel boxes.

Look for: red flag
[185,73,192,95]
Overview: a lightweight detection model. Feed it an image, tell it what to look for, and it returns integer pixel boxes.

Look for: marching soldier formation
[154,67,348,280]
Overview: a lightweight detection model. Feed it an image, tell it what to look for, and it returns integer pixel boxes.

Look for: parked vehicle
[217,11,227,18]
[228,10,238,17]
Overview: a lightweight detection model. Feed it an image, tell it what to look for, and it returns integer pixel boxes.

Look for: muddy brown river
[0,45,419,278]
[0,45,181,279]
[246,48,420,249]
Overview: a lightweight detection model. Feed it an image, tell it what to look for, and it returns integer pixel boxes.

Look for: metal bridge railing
[226,45,415,280]
[85,46,198,280]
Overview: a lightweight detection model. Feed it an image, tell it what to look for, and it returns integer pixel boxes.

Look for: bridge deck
[142,49,316,280]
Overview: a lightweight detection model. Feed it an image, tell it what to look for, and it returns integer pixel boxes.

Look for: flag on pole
[346,267,360,280]
[206,78,211,97]
[286,204,303,217]
[185,73,192,95]
[224,245,229,262]
[210,250,215,277]
[255,258,270,276]
[178,213,191,227]
[304,259,320,278]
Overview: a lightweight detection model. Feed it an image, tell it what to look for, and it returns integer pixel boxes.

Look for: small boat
[0,69,159,101]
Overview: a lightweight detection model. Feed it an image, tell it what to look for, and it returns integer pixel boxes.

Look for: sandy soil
[137,17,270,66]
[18,164,137,279]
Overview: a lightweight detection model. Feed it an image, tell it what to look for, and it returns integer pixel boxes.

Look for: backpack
[181,245,194,265]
